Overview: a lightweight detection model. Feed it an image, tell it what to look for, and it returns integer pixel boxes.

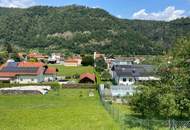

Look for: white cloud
[0,0,36,8]
[117,15,122,18]
[92,6,100,9]
[132,6,186,21]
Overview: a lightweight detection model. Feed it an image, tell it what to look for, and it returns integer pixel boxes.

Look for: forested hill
[0,5,190,55]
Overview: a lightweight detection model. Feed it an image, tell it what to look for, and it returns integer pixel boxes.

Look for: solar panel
[115,65,153,77]
[6,62,17,67]
[0,67,39,73]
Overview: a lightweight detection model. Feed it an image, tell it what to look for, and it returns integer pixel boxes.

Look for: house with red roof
[44,67,57,82]
[64,56,82,66]
[27,52,48,62]
[0,61,57,84]
[79,73,96,84]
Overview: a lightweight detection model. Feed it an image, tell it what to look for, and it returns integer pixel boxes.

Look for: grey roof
[6,62,18,67]
[113,65,156,77]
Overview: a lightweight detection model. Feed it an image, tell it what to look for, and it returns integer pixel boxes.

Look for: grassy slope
[0,89,119,130]
[49,65,95,76]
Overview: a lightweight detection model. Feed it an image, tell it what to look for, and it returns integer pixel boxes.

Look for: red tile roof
[64,56,81,63]
[18,62,45,67]
[64,60,78,63]
[44,67,57,75]
[80,73,96,82]
[28,53,48,58]
[0,72,16,77]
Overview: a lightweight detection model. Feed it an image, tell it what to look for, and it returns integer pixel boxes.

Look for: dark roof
[6,62,18,67]
[0,67,39,73]
[113,65,155,77]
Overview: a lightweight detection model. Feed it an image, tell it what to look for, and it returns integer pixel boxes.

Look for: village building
[109,56,145,69]
[48,53,64,64]
[0,61,57,84]
[64,56,82,66]
[93,52,105,60]
[111,64,160,86]
[27,53,48,62]
[79,73,96,84]
[17,53,27,61]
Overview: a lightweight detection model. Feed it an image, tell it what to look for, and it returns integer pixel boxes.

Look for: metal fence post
[172,119,176,130]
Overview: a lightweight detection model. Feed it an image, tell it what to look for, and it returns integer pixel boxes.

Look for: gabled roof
[18,62,45,67]
[44,67,57,75]
[28,53,48,58]
[113,65,155,77]
[80,73,96,82]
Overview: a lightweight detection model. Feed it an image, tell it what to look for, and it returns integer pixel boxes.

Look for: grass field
[49,65,95,76]
[0,89,119,130]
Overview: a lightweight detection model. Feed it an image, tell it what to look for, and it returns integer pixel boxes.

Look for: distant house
[79,73,96,84]
[44,67,57,82]
[48,53,64,64]
[0,61,57,84]
[111,57,136,66]
[94,52,105,60]
[110,56,145,68]
[17,53,27,61]
[64,56,82,66]
[27,53,48,62]
[112,64,160,86]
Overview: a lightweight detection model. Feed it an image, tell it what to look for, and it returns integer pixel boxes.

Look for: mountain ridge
[0,5,189,55]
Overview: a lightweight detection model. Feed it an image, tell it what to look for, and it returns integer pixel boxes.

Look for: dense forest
[0,5,190,55]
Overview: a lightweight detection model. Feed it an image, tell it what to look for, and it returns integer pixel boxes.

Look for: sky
[0,0,190,21]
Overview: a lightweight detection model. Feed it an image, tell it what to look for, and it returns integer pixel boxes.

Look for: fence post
[172,119,176,130]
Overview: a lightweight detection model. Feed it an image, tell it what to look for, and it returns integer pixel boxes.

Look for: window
[123,78,127,82]
[20,78,23,81]
[129,78,133,82]
[31,79,34,82]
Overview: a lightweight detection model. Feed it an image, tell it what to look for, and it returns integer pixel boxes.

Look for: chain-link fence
[99,88,190,130]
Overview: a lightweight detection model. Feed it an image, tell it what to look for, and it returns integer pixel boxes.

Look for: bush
[81,56,94,66]
[95,56,107,72]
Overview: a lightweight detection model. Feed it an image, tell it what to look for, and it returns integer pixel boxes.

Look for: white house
[112,64,159,86]
[48,53,64,64]
[0,61,57,84]
[64,56,82,66]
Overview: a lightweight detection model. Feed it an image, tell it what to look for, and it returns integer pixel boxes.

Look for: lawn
[112,103,134,115]
[0,89,120,130]
[49,65,95,76]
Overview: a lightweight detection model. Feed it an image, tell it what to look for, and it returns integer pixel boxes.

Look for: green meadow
[0,89,119,130]
[48,65,95,76]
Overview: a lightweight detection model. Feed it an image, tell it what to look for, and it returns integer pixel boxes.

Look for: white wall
[118,77,135,85]
[11,73,44,84]
[111,85,135,97]
[44,75,56,82]
[64,62,78,66]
